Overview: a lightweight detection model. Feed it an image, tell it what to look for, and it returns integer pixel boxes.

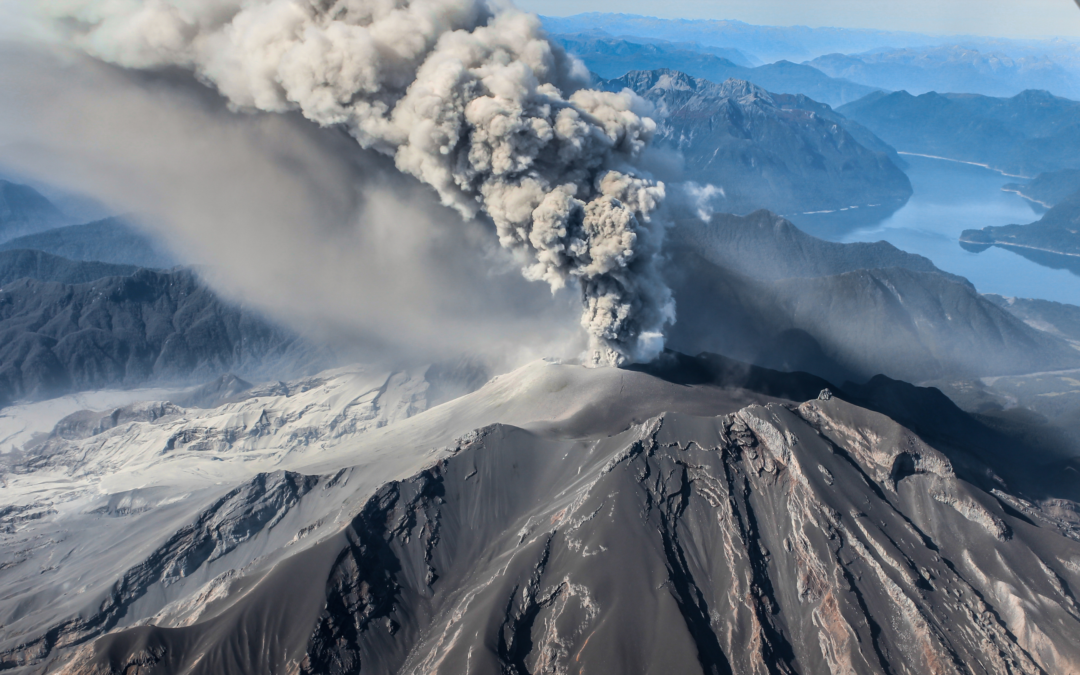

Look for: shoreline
[959,236,1080,259]
[897,151,1032,180]
[787,202,886,217]
[1000,187,1053,210]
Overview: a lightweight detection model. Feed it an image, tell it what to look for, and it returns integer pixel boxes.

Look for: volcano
[1,353,1078,674]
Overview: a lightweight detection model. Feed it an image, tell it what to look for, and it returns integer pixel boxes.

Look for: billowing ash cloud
[42,0,674,366]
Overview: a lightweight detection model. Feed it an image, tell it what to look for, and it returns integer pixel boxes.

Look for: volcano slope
[2,356,1080,674]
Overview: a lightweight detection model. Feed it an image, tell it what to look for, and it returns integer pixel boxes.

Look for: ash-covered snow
[0,388,179,454]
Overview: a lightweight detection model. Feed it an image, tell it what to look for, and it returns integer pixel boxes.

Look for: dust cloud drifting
[0,48,586,369]
[17,0,677,366]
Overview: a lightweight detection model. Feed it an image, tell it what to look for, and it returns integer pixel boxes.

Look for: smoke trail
[40,0,674,366]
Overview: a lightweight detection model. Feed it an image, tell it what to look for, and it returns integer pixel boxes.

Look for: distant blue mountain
[541,13,1080,63]
[555,34,877,106]
[838,89,1080,177]
[809,46,1080,100]
[542,13,1080,91]
[543,13,951,63]
[604,70,911,215]
[0,180,67,242]
[555,31,757,67]
[0,217,179,269]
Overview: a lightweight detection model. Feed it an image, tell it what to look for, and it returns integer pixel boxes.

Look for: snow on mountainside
[0,387,179,454]
[0,364,443,670]
[0,359,800,672]
[1,366,431,514]
[2,356,1080,673]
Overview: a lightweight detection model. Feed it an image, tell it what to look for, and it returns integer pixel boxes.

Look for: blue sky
[515,0,1080,39]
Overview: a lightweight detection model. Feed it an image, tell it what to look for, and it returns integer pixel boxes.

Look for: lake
[789,154,1080,305]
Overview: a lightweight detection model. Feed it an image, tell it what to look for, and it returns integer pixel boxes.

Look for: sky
[515,0,1080,39]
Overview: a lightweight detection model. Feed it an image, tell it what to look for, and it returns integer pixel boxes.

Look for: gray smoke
[37,0,674,366]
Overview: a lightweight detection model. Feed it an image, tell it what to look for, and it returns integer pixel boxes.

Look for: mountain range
[555,27,1080,103]
[605,70,912,216]
[838,89,1080,177]
[810,46,1080,100]
[984,294,1080,347]
[557,32,758,67]
[542,12,1080,69]
[557,34,877,106]
[2,182,1076,418]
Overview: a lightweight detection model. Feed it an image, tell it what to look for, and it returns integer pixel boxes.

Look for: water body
[789,155,1080,305]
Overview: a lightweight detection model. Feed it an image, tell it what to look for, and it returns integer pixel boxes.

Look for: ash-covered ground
[2,354,1078,674]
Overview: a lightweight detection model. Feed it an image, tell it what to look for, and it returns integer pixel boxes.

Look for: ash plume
[41,0,674,366]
